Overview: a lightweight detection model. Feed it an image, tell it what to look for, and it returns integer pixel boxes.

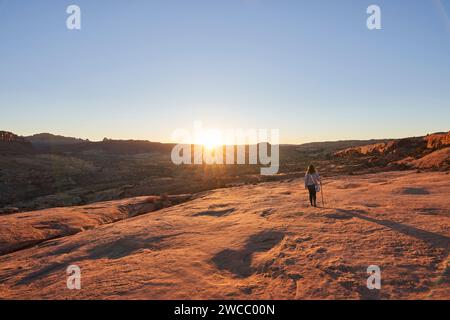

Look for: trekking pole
[320,180,325,208]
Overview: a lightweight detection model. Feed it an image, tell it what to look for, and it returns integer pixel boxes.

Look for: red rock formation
[0,131,28,143]
[0,131,34,154]
[424,131,450,149]
[334,142,389,157]
[334,131,450,170]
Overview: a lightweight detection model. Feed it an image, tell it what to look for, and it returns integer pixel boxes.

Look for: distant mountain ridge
[1,131,176,155]
[25,133,89,148]
[53,138,175,154]
[8,132,174,154]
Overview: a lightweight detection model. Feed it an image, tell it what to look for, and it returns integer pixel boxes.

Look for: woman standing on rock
[305,165,321,207]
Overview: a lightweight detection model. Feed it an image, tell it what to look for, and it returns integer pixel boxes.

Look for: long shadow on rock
[193,208,235,217]
[86,234,174,260]
[211,230,285,278]
[16,233,180,285]
[338,209,450,250]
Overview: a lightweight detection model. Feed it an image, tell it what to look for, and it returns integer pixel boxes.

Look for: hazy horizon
[3,127,448,145]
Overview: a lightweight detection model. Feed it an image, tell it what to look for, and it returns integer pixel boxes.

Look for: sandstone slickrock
[0,171,448,299]
[0,194,191,256]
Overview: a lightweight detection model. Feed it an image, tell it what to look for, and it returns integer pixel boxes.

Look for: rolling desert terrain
[0,170,448,300]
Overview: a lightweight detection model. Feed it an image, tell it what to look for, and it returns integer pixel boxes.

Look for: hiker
[304,164,321,207]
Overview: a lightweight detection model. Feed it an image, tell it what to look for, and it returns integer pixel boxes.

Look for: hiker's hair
[307,164,316,174]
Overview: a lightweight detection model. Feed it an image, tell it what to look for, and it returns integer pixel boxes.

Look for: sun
[196,130,223,150]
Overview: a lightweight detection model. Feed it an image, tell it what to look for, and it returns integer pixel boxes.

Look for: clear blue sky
[1,0,449,143]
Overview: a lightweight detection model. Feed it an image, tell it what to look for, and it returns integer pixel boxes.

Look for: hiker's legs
[312,190,317,206]
[307,185,316,206]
